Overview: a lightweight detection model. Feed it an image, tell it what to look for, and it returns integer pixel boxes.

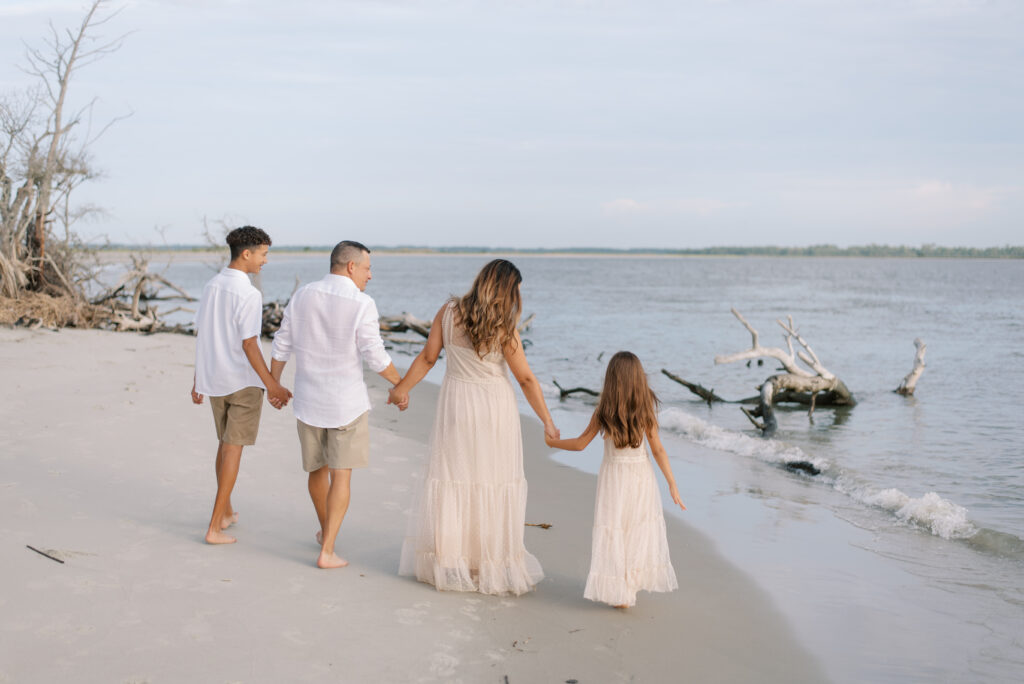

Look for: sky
[1,0,1022,248]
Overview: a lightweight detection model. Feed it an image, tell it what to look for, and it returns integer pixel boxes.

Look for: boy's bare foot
[205,530,237,544]
[317,552,348,569]
[220,512,239,530]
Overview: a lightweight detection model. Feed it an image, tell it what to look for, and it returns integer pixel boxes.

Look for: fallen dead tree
[714,308,856,434]
[378,311,536,348]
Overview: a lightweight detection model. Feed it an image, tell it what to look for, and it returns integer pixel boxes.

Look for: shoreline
[0,327,827,682]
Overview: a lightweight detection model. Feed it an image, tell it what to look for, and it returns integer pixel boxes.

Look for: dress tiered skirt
[584,440,677,607]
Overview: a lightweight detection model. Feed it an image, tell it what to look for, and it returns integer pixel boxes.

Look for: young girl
[545,351,685,608]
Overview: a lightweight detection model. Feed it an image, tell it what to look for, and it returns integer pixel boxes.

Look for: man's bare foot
[205,530,237,545]
[317,552,348,569]
[316,530,324,545]
[220,512,239,530]
[613,604,629,610]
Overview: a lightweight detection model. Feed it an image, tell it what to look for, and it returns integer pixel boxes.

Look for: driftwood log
[552,379,599,400]
[895,338,926,396]
[715,308,855,434]
[660,369,732,405]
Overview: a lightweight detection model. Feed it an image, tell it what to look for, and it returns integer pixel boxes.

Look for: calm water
[144,253,1024,682]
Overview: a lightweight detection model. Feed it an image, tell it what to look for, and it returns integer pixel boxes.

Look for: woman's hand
[387,387,409,411]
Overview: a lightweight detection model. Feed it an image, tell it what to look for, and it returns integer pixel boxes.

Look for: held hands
[543,422,560,443]
[268,382,292,410]
[387,387,409,411]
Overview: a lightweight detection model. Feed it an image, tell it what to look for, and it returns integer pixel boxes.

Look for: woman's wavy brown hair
[454,259,523,357]
[596,351,659,449]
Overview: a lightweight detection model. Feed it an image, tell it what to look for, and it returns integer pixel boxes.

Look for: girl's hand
[544,422,560,442]
[670,485,686,511]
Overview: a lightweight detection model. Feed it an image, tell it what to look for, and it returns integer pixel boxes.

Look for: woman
[391,259,559,595]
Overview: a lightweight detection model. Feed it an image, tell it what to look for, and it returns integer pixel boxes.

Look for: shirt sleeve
[356,298,393,373]
[271,298,293,361]
[236,290,263,341]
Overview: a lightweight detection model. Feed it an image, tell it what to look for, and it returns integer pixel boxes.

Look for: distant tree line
[100,243,1024,259]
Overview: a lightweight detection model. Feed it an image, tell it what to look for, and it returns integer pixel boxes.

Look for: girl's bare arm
[546,412,600,451]
[648,424,686,510]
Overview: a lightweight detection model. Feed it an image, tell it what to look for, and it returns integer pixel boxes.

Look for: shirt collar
[324,273,358,290]
[221,266,252,281]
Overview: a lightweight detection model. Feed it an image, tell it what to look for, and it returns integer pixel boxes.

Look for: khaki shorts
[210,386,264,446]
[297,412,369,472]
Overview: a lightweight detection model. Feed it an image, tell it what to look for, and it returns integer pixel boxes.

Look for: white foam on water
[858,488,977,540]
[660,407,979,541]
[659,407,830,472]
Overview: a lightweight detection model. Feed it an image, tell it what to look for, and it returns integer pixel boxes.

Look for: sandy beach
[0,327,826,683]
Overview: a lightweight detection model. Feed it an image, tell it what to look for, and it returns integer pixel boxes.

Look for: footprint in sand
[428,651,459,677]
[396,601,433,625]
[459,598,482,622]
[395,607,426,626]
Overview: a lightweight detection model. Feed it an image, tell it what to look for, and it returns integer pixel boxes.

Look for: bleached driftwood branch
[380,312,432,338]
[895,338,926,396]
[715,308,854,434]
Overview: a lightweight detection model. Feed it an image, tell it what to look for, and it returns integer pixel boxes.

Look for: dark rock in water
[785,460,821,476]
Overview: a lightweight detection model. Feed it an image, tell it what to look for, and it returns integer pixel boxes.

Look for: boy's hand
[544,434,557,447]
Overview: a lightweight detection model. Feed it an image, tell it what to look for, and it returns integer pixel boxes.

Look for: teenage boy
[191,226,292,544]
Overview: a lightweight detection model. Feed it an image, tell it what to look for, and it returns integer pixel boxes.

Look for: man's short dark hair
[226,226,272,260]
[330,240,370,271]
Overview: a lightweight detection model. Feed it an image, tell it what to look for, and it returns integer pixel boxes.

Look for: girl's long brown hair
[455,259,523,356]
[595,351,659,449]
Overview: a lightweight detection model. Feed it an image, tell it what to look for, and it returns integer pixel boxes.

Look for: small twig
[26,545,64,564]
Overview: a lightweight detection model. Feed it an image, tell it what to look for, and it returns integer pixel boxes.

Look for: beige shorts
[210,386,264,446]
[297,412,369,472]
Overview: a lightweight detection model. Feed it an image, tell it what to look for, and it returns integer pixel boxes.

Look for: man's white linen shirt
[194,267,264,397]
[271,273,393,429]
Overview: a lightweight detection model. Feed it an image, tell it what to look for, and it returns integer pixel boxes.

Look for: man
[191,226,292,545]
[270,240,406,569]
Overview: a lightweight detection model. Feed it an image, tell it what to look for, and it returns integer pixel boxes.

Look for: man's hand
[268,382,292,410]
[191,383,203,405]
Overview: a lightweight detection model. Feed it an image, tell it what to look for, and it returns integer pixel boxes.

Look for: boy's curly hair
[226,226,271,260]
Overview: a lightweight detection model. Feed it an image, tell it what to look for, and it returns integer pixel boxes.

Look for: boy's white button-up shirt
[194,267,264,397]
[271,273,393,429]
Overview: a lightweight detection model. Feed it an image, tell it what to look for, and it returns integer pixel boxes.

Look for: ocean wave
[857,488,977,540]
[660,407,982,542]
[658,407,830,473]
